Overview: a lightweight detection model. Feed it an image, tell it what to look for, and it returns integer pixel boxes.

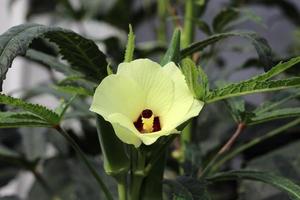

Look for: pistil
[134,109,161,133]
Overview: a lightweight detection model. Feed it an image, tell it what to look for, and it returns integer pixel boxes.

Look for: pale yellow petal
[117,59,174,116]
[138,128,180,145]
[108,113,142,147]
[161,62,196,130]
[176,99,204,126]
[90,74,145,121]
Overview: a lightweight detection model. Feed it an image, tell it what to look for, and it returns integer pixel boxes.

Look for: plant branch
[54,125,113,200]
[199,123,246,177]
[210,118,300,173]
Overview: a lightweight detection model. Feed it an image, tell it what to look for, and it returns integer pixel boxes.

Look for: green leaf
[180,58,205,99]
[164,177,211,200]
[0,24,108,89]
[224,97,246,123]
[25,49,78,76]
[251,56,300,82]
[124,24,135,62]
[0,144,20,158]
[54,76,95,96]
[196,20,212,35]
[180,32,273,69]
[44,30,108,83]
[254,90,300,114]
[160,29,181,66]
[0,112,51,128]
[207,57,300,103]
[54,85,93,96]
[248,108,300,125]
[205,77,300,103]
[210,118,300,174]
[213,8,239,33]
[0,24,46,84]
[54,96,76,119]
[0,94,59,125]
[207,170,300,199]
[95,116,130,177]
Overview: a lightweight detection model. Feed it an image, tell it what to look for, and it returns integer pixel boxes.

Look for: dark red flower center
[134,109,161,133]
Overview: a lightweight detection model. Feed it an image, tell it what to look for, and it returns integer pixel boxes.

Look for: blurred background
[0,0,300,199]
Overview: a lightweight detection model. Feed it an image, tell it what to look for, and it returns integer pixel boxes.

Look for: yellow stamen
[142,114,154,133]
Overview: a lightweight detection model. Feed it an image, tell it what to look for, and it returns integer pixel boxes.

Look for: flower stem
[157,0,168,43]
[210,118,300,173]
[54,126,113,200]
[130,174,144,200]
[182,0,195,48]
[117,174,127,200]
[200,123,245,177]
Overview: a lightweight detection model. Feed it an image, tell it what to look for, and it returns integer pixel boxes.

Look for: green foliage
[0,94,59,125]
[164,177,211,200]
[208,170,300,199]
[248,108,300,125]
[206,77,300,103]
[161,29,181,65]
[0,24,108,89]
[180,31,273,69]
[213,8,239,33]
[95,116,130,177]
[44,30,108,83]
[25,49,77,76]
[0,112,52,128]
[124,24,135,62]
[1,2,300,200]
[204,57,300,103]
[180,58,207,99]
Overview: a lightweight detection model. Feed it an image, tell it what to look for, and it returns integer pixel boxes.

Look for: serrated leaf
[208,170,300,199]
[44,30,108,83]
[54,96,76,119]
[248,108,300,125]
[25,49,78,76]
[254,90,300,114]
[213,8,239,33]
[0,111,52,128]
[251,56,300,81]
[224,97,246,123]
[0,24,108,90]
[180,32,273,69]
[206,77,300,103]
[54,76,94,96]
[164,179,194,200]
[196,20,212,35]
[54,85,93,96]
[180,58,204,99]
[124,24,135,62]
[0,24,47,85]
[164,177,211,200]
[161,29,181,66]
[0,94,59,124]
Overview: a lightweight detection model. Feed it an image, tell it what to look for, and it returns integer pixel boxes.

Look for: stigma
[134,109,161,133]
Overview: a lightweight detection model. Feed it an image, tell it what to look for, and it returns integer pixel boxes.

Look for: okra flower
[90,59,204,147]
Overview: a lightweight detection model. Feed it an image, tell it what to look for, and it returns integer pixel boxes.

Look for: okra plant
[0,1,300,200]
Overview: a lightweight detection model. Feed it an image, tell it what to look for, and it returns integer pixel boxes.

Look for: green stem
[54,126,113,200]
[144,135,176,175]
[157,0,168,43]
[200,123,245,177]
[130,175,144,200]
[182,0,195,48]
[179,0,197,166]
[210,118,300,173]
[130,149,145,200]
[117,174,127,200]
